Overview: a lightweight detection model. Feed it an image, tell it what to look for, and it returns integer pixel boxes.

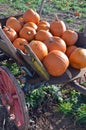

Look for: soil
[28,96,86,130]
[0,3,86,130]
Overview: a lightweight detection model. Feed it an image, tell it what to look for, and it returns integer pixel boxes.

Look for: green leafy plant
[75,104,86,124]
[26,85,63,108]
[58,101,73,115]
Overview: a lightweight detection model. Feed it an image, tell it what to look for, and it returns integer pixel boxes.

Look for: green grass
[0,0,86,15]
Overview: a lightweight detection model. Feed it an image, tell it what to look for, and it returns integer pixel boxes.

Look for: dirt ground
[28,96,86,130]
[0,3,86,130]
[0,95,86,130]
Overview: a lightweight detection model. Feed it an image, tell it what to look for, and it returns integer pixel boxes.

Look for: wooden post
[39,0,46,16]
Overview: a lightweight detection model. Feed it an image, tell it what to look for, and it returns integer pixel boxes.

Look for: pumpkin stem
[3,26,11,31]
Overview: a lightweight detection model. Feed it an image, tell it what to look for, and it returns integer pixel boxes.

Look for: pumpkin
[18,17,25,26]
[23,8,40,24]
[44,36,66,53]
[35,30,52,42]
[74,11,81,17]
[37,20,50,31]
[13,38,28,52]
[29,40,48,61]
[66,45,77,58]
[69,48,86,69]
[6,16,22,33]
[61,30,78,46]
[50,15,66,37]
[37,20,50,27]
[37,24,50,32]
[24,22,37,30]
[43,50,69,76]
[19,26,36,41]
[3,26,18,42]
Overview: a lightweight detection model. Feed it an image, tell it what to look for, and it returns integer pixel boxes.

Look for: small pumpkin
[3,26,18,42]
[29,40,48,61]
[23,8,40,24]
[19,26,36,41]
[37,20,50,27]
[66,45,77,58]
[74,11,81,17]
[6,16,22,33]
[24,22,37,30]
[13,38,28,52]
[69,47,86,69]
[35,30,52,42]
[50,15,66,37]
[37,24,50,32]
[18,17,25,26]
[37,20,50,31]
[43,50,69,76]
[44,36,66,53]
[61,30,78,46]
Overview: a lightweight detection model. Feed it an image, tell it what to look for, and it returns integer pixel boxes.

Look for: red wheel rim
[0,66,29,130]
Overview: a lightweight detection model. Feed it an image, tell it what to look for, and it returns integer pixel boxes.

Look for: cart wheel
[0,66,29,130]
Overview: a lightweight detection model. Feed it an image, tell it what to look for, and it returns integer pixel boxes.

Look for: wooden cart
[0,14,86,130]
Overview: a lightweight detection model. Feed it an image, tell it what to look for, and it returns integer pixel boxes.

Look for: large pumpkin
[29,40,48,61]
[43,50,69,76]
[50,16,66,37]
[61,30,78,46]
[69,48,86,69]
[23,8,40,24]
[44,36,66,53]
[6,16,22,33]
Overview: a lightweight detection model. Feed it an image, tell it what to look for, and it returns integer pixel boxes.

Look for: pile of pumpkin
[3,8,86,77]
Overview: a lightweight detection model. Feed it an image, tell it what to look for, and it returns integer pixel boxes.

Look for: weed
[26,85,63,108]
[75,104,86,124]
[58,101,73,115]
[66,18,74,23]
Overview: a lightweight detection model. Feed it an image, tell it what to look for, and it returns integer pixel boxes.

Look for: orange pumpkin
[43,50,69,76]
[61,30,78,46]
[37,20,50,27]
[44,36,66,53]
[29,40,48,61]
[23,8,40,24]
[19,26,36,41]
[6,16,22,33]
[18,17,25,26]
[66,45,77,58]
[13,38,28,52]
[74,11,81,17]
[3,26,18,42]
[50,15,66,37]
[37,20,50,31]
[37,24,50,32]
[24,22,37,30]
[69,48,86,69]
[35,30,52,42]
